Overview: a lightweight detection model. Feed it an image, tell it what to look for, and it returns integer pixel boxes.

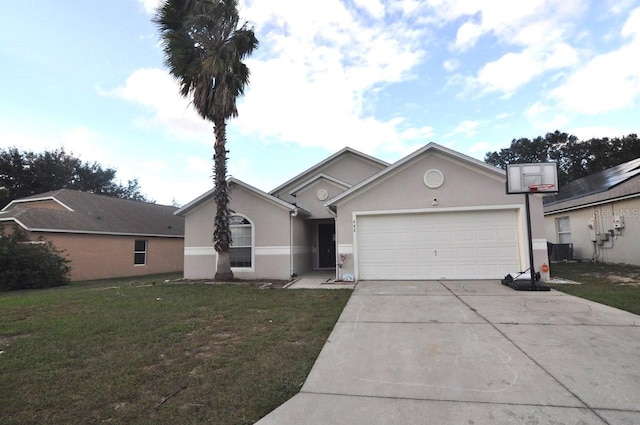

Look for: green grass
[549,262,640,315]
[0,273,352,425]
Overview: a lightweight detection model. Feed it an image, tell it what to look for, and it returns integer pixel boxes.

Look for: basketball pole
[507,191,549,290]
[525,193,537,287]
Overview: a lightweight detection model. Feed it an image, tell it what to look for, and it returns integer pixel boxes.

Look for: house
[176,143,550,281]
[0,189,184,281]
[544,158,640,265]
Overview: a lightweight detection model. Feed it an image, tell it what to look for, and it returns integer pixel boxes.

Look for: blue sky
[1,0,639,205]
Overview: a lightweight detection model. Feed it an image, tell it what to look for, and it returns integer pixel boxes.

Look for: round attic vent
[317,189,329,201]
[424,169,444,188]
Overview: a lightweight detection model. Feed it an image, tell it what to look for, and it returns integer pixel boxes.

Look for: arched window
[229,215,252,268]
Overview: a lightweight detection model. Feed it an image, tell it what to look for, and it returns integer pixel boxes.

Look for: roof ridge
[268,147,388,195]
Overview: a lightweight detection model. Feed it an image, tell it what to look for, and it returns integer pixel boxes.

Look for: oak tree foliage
[0,147,150,209]
[485,131,640,186]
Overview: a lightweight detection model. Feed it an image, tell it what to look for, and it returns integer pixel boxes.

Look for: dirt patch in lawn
[606,274,640,286]
[0,333,31,347]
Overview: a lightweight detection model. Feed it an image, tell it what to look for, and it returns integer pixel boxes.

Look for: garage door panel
[433,230,455,240]
[357,210,521,280]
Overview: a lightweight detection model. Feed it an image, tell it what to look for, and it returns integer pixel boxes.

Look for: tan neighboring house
[544,158,640,265]
[177,143,550,282]
[0,189,184,281]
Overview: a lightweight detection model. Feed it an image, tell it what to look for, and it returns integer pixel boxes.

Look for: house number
[434,249,437,256]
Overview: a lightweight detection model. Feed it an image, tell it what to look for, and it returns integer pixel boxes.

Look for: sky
[1,0,639,206]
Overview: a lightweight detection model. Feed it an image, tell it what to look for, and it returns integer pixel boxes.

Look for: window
[556,217,572,244]
[134,240,147,265]
[230,215,252,268]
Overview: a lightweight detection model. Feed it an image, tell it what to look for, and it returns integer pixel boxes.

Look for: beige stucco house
[177,143,550,282]
[544,158,640,265]
[0,189,184,281]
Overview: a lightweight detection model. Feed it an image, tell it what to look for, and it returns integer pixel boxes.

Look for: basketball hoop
[528,183,556,193]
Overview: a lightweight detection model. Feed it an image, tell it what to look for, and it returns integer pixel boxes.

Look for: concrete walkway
[286,271,356,289]
[256,280,640,425]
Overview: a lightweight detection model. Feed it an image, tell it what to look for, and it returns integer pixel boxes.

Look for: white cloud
[0,124,106,164]
[495,112,514,120]
[430,0,585,96]
[353,0,386,19]
[443,59,460,71]
[468,141,490,153]
[548,7,640,114]
[449,120,481,137]
[420,0,583,50]
[116,1,432,156]
[526,101,570,131]
[470,42,578,97]
[137,0,161,15]
[229,0,430,154]
[570,125,636,140]
[102,68,211,142]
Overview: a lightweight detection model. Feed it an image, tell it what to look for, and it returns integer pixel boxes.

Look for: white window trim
[556,216,572,244]
[229,213,255,272]
[134,239,147,266]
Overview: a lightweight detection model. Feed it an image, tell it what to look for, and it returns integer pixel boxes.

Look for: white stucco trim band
[185,247,216,256]
[255,246,291,255]
[337,244,353,254]
[185,246,294,256]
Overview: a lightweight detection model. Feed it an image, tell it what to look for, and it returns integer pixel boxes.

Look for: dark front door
[318,223,336,268]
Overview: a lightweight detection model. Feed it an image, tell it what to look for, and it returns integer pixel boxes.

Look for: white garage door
[357,210,521,280]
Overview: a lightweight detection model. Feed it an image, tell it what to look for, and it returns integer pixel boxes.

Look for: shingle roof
[0,189,184,237]
[544,158,640,209]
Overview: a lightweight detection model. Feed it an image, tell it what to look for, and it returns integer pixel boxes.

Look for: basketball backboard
[506,162,558,194]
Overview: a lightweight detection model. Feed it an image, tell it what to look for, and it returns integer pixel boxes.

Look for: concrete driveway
[255,280,640,425]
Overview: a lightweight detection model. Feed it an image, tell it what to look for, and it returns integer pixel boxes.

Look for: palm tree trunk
[213,118,233,281]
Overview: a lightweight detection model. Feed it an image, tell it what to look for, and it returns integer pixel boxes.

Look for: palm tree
[155,0,258,280]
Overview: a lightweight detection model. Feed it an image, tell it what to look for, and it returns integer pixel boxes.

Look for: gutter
[544,192,640,215]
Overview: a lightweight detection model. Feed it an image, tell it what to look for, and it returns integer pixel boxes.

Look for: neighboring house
[177,143,550,282]
[0,189,184,281]
[544,158,640,265]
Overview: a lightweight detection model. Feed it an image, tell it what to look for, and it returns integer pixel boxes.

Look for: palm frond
[154,0,258,122]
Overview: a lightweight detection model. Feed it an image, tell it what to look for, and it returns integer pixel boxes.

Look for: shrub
[0,235,71,291]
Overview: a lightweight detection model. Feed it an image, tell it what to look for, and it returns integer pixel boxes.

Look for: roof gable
[269,147,389,197]
[288,173,352,196]
[2,193,74,212]
[175,178,303,217]
[327,142,504,206]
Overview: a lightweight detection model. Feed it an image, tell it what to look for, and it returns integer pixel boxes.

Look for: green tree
[155,0,258,280]
[0,147,149,208]
[485,131,640,186]
[0,226,71,291]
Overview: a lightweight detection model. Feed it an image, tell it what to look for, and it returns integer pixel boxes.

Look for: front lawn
[548,262,640,315]
[0,273,351,425]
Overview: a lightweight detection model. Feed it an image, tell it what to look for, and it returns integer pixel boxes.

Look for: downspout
[290,208,299,277]
[325,205,339,281]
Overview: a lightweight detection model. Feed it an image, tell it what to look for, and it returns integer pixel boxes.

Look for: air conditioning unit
[549,243,573,262]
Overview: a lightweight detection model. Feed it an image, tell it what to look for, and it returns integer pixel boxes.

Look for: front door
[318,222,336,268]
